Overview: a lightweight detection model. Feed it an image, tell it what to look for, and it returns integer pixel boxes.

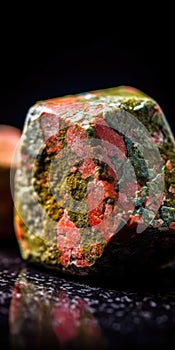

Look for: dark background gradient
[1,8,175,135]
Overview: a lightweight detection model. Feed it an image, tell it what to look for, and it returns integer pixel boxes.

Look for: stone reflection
[9,269,107,350]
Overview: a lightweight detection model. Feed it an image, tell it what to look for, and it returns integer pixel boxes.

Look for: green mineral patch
[15,215,47,263]
[80,228,106,249]
[66,170,90,228]
[68,211,89,228]
[57,127,68,148]
[160,206,175,226]
[26,234,47,260]
[91,86,150,99]
[134,186,148,208]
[33,148,64,222]
[94,159,115,183]
[50,148,91,227]
[96,161,107,179]
[43,216,57,243]
[50,147,78,198]
[18,219,61,266]
[159,123,175,153]
[40,243,61,266]
[104,96,165,140]
[106,197,115,204]
[121,99,157,134]
[66,171,88,201]
[106,96,175,210]
[46,127,68,152]
[137,207,156,224]
[86,126,96,137]
[83,241,107,265]
[125,137,149,186]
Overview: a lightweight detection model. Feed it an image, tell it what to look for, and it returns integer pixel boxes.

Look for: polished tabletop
[1,240,175,350]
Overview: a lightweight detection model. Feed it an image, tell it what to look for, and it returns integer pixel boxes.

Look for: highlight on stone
[13,86,175,275]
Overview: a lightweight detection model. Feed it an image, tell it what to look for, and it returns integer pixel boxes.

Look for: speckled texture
[14,86,175,275]
[1,247,175,349]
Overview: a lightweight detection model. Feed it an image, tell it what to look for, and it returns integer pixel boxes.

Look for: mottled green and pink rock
[14,86,175,276]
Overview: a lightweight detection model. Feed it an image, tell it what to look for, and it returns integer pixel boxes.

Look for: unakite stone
[14,86,175,276]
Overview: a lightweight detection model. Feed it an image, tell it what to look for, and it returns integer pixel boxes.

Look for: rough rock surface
[14,86,175,275]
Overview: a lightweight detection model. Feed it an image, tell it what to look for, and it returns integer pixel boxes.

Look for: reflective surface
[1,244,175,349]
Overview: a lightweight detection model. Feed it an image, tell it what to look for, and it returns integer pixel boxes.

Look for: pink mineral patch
[79,158,97,179]
[95,117,126,158]
[66,124,87,157]
[57,212,88,267]
[169,222,175,230]
[151,131,164,147]
[166,160,173,170]
[169,186,175,194]
[40,113,60,141]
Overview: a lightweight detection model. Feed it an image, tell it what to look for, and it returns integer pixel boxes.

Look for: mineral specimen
[14,87,175,275]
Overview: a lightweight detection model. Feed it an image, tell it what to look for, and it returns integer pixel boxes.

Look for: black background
[0,7,175,135]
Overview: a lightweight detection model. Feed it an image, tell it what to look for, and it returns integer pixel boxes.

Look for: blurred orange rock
[0,125,21,239]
